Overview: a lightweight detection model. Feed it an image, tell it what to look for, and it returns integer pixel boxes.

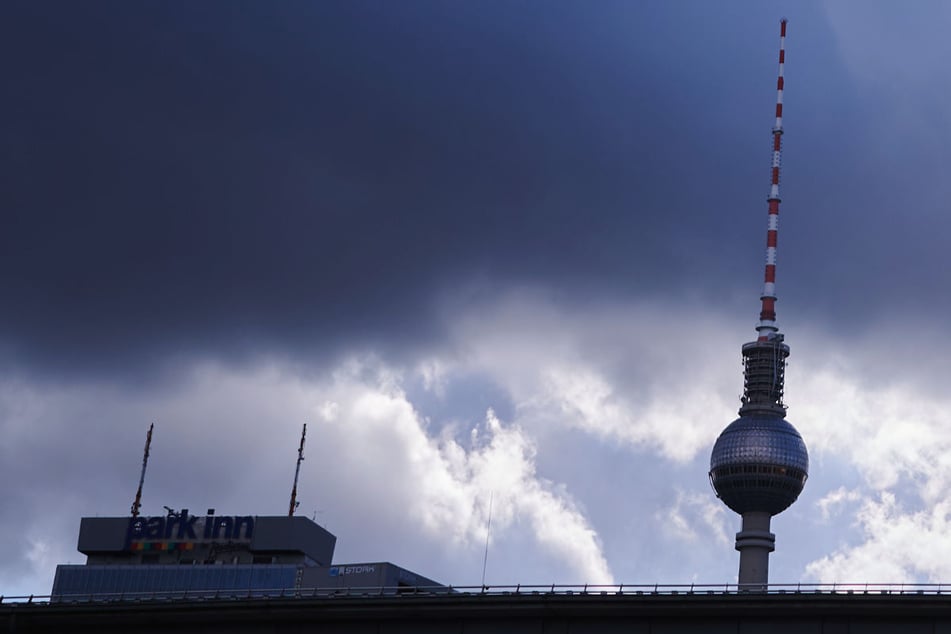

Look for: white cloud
[789,329,951,583]
[440,290,739,463]
[656,490,730,547]
[8,292,951,592]
[792,349,951,503]
[542,364,718,463]
[417,358,451,398]
[311,363,614,583]
[816,487,862,522]
[805,493,951,584]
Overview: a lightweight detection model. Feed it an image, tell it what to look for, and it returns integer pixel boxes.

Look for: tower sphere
[709,416,808,515]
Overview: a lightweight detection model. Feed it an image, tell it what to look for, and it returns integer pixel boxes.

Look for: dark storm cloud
[2,0,909,379]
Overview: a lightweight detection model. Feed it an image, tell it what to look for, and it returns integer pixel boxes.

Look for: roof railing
[4,583,951,605]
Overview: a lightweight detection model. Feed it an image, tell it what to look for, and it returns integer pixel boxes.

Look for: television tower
[709,19,808,590]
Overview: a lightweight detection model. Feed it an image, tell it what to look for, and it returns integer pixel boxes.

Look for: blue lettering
[211,516,234,539]
[124,517,147,547]
[232,516,254,540]
[177,510,198,539]
[145,517,164,539]
[164,514,180,539]
[126,513,254,549]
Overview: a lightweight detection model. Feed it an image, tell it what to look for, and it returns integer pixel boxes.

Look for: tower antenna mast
[130,423,154,518]
[288,423,307,517]
[757,18,787,342]
[709,19,809,591]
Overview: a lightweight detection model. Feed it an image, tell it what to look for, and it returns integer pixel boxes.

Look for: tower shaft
[757,18,787,341]
[736,511,774,590]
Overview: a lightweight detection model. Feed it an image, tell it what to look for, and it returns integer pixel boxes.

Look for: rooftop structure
[50,427,442,600]
[51,511,442,600]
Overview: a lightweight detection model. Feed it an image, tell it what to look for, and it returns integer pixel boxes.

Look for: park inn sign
[125,511,254,546]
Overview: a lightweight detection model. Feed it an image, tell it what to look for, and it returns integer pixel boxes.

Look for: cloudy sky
[3,0,951,595]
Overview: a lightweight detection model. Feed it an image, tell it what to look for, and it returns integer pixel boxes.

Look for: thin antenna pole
[481,492,493,587]
[130,423,154,518]
[757,18,787,342]
[288,423,307,517]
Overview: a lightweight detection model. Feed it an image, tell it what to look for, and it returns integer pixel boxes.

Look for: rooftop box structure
[52,512,442,600]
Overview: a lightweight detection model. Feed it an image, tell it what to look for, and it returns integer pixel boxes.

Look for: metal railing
[4,583,951,606]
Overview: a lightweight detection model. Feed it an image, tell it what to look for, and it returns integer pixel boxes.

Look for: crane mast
[288,424,307,517]
[130,423,154,518]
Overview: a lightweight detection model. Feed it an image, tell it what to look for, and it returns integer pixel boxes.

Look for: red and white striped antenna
[757,18,787,342]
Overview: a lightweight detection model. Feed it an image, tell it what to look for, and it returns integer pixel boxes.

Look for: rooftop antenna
[481,491,493,587]
[130,423,154,518]
[288,423,307,517]
[709,19,809,591]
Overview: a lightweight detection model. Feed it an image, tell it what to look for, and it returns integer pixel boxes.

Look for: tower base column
[735,511,774,591]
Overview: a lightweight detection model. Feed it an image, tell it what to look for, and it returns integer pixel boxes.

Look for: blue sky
[3,0,951,594]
